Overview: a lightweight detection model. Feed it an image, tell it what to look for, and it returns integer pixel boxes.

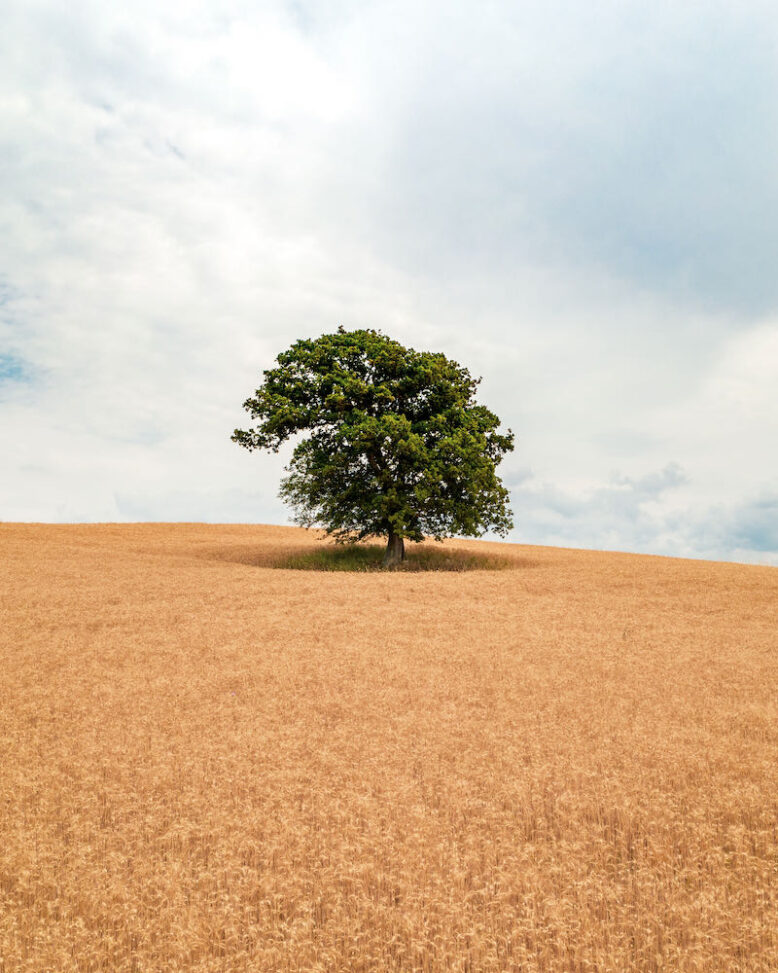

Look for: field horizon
[2,523,776,971]
[5,521,774,568]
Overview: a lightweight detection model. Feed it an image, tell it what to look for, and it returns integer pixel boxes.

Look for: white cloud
[1,0,776,563]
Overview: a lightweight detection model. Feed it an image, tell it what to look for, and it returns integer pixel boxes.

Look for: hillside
[1,524,776,972]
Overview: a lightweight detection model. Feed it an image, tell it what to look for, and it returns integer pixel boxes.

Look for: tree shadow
[205,542,536,572]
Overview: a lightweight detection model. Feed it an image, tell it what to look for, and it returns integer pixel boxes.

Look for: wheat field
[1,524,776,972]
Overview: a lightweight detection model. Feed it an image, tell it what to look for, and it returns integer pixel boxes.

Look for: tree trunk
[382,531,405,568]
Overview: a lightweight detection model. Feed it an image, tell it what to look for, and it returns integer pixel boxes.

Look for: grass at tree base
[279,541,514,572]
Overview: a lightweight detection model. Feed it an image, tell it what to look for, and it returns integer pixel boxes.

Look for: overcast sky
[2,0,777,564]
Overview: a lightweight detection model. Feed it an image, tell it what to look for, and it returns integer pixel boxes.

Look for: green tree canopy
[232,328,514,566]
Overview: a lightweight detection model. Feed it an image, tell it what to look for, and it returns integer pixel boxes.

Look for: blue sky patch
[0,354,30,384]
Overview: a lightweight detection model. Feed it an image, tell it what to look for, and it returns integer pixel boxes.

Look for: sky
[1,0,777,564]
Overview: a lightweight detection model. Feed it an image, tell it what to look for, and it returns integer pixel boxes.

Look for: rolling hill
[1,524,776,972]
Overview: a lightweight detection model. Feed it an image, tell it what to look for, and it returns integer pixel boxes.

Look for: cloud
[0,355,30,385]
[725,495,778,555]
[511,462,689,552]
[331,0,778,316]
[512,465,778,565]
[675,491,778,566]
[0,0,775,565]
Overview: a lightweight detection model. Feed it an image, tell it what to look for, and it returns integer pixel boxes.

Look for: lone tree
[232,328,514,567]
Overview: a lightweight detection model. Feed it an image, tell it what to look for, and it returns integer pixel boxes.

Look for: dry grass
[1,523,776,973]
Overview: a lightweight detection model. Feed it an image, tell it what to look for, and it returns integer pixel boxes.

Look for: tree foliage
[232,328,514,564]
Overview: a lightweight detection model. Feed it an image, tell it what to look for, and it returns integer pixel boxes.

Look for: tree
[232,328,514,567]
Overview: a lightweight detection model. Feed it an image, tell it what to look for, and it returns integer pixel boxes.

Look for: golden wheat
[1,524,776,972]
